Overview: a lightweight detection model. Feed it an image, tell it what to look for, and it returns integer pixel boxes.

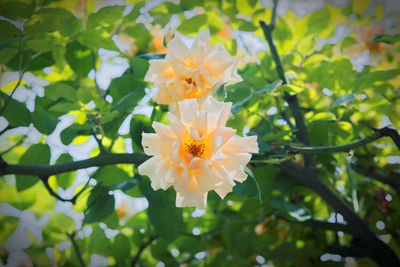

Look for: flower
[138,96,258,209]
[344,22,394,66]
[144,29,242,106]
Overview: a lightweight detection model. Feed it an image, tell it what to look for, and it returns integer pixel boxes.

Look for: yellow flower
[144,29,242,105]
[138,96,258,209]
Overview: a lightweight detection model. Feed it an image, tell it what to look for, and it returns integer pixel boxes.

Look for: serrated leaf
[16,144,50,191]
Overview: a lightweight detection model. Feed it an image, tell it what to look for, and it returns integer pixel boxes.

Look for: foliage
[0,0,400,266]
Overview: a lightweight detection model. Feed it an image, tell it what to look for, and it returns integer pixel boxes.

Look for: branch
[278,161,400,266]
[68,231,86,267]
[41,176,90,204]
[286,125,400,154]
[351,163,400,194]
[91,129,106,154]
[131,235,158,267]
[0,152,150,177]
[326,242,368,258]
[275,213,352,233]
[259,15,315,168]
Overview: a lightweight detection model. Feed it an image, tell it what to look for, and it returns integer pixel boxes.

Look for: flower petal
[138,156,173,190]
[213,164,235,199]
[167,33,190,61]
[178,98,199,126]
[201,96,232,132]
[221,136,258,154]
[168,112,187,138]
[205,43,235,78]
[142,133,160,155]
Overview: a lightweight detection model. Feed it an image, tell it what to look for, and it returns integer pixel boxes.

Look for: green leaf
[0,20,20,43]
[26,33,58,53]
[211,82,228,101]
[130,114,153,152]
[279,84,304,95]
[233,231,257,259]
[45,82,76,101]
[0,0,35,20]
[48,101,80,114]
[112,234,131,265]
[0,47,18,64]
[16,144,50,191]
[65,40,92,76]
[125,24,152,52]
[25,8,78,35]
[305,8,331,37]
[95,166,131,186]
[257,80,282,94]
[331,94,355,108]
[309,112,336,122]
[83,186,115,224]
[42,213,74,234]
[87,6,125,30]
[0,91,31,127]
[297,34,317,55]
[263,130,294,142]
[32,106,59,135]
[177,14,207,34]
[373,34,400,44]
[78,28,119,51]
[112,91,145,113]
[354,69,400,92]
[140,181,183,242]
[55,154,75,190]
[137,52,166,60]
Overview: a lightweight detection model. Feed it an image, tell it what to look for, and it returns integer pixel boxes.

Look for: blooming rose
[138,96,258,209]
[144,29,242,106]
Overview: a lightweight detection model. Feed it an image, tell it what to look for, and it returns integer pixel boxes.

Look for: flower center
[185,77,196,86]
[184,139,205,158]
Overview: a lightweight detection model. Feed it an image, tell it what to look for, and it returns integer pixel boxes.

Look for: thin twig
[67,231,86,267]
[91,129,107,154]
[41,176,90,204]
[285,125,400,154]
[131,235,158,267]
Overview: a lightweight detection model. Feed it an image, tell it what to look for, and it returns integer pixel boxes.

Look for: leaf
[137,52,166,60]
[140,181,183,242]
[263,130,294,142]
[297,34,317,55]
[309,112,337,122]
[354,69,400,92]
[87,6,125,30]
[25,8,78,35]
[65,40,92,76]
[45,82,77,101]
[16,144,50,191]
[0,20,20,43]
[32,106,59,135]
[305,8,331,37]
[211,82,228,101]
[83,186,115,224]
[257,80,282,94]
[26,33,58,53]
[112,91,145,113]
[48,101,81,114]
[0,91,31,127]
[130,115,153,152]
[177,14,207,34]
[55,154,75,190]
[331,94,355,108]
[0,0,35,20]
[373,34,400,44]
[95,166,131,186]
[279,84,304,95]
[112,234,131,265]
[78,28,119,51]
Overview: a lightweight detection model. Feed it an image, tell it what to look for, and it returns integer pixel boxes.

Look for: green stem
[68,232,86,267]
[286,131,382,154]
[1,152,150,177]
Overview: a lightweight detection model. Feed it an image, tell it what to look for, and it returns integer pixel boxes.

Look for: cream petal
[195,161,223,192]
[167,33,190,61]
[221,153,252,171]
[201,96,232,132]
[176,186,208,209]
[222,59,242,84]
[221,136,259,154]
[144,59,170,82]
[138,156,172,190]
[142,133,160,156]
[196,29,211,50]
[213,164,235,199]
[190,38,207,66]
[168,112,187,138]
[152,121,174,137]
[159,133,175,157]
[209,127,236,152]
[205,43,235,78]
[178,98,199,126]
[192,110,207,132]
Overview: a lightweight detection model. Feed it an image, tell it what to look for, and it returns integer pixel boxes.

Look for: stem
[1,152,150,177]
[259,18,315,168]
[41,176,89,203]
[287,131,381,154]
[68,232,86,267]
[131,235,158,267]
[278,161,400,266]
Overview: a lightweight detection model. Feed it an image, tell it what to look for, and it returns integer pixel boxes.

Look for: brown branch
[131,235,158,267]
